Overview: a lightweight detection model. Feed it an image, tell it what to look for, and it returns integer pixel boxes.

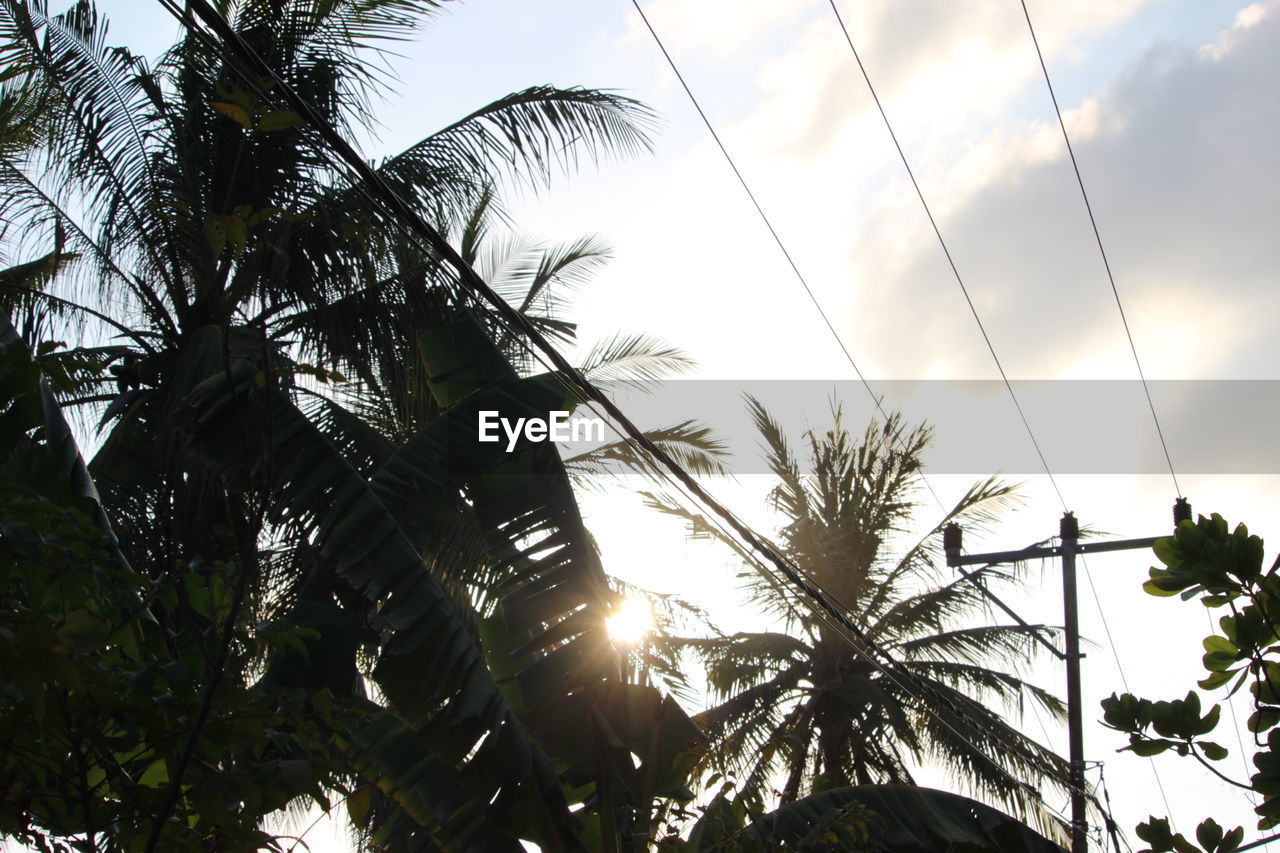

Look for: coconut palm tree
[0,2,714,848]
[0,0,658,569]
[646,398,1072,834]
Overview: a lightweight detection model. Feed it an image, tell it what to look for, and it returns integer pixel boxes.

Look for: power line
[160,0,1092,821]
[1015,1,1222,834]
[824,0,1066,510]
[823,0,1179,839]
[1016,0,1181,499]
[623,1,1092,816]
[627,0,947,514]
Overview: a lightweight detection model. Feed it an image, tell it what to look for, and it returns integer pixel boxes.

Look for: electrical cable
[157,0,1104,833]
[824,0,1179,839]
[1015,1,1249,834]
[626,0,946,514]
[617,13,1077,797]
[1017,0,1181,499]
[825,0,1065,510]
[617,6,1079,797]
[1020,1,1265,836]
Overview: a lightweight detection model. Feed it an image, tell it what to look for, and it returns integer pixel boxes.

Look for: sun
[606,596,654,645]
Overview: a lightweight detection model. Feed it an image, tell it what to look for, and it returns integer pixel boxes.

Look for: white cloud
[621,0,820,62]
[1199,1,1269,59]
[844,1,1280,380]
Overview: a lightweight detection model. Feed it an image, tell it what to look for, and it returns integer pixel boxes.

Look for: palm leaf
[0,312,125,561]
[379,86,655,193]
[563,419,730,487]
[579,332,696,386]
[180,360,582,852]
[733,785,1067,852]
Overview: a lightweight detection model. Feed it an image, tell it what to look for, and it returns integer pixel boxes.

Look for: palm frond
[580,332,696,386]
[676,632,812,697]
[905,659,1066,720]
[378,85,655,192]
[859,476,1023,629]
[745,394,808,521]
[894,623,1063,669]
[735,785,1069,852]
[564,419,729,487]
[665,402,1068,824]
[869,561,1022,642]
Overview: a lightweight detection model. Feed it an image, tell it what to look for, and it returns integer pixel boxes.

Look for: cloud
[844,1,1280,381]
[621,0,821,63]
[738,0,1154,166]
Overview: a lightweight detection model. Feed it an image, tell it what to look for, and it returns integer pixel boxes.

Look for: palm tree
[0,0,656,571]
[647,398,1072,834]
[0,2,714,849]
[331,187,727,478]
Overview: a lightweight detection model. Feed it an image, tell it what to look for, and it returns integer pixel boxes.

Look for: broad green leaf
[209,100,252,128]
[1199,741,1228,761]
[255,110,303,132]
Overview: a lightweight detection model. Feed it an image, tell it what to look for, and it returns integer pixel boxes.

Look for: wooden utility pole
[943,498,1191,853]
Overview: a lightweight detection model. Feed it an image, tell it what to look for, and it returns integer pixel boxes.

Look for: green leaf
[209,100,252,128]
[1144,577,1184,597]
[255,110,303,132]
[1249,709,1280,734]
[1204,651,1238,672]
[1129,738,1174,757]
[347,786,372,829]
[1196,818,1224,852]
[1197,704,1222,736]
[1199,669,1237,690]
[1204,635,1238,655]
[1198,741,1228,761]
[138,759,168,788]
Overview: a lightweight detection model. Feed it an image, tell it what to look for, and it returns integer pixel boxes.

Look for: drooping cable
[1019,4,1262,835]
[824,0,1177,836]
[627,0,945,513]
[1017,0,1181,499]
[1015,2,1212,830]
[824,0,1065,510]
[158,0,1093,823]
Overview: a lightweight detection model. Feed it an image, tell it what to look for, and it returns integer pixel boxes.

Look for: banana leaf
[180,359,580,852]
[0,314,125,565]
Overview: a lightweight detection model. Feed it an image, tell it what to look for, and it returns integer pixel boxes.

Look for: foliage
[0,318,357,852]
[0,3,1036,851]
[0,1,712,849]
[647,399,1070,837]
[1102,512,1280,853]
[656,783,1066,852]
[0,300,711,852]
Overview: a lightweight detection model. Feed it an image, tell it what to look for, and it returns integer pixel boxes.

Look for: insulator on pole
[1173,497,1192,528]
[1060,511,1079,541]
[943,523,962,565]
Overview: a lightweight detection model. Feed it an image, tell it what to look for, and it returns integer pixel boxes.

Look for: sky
[43,0,1280,850]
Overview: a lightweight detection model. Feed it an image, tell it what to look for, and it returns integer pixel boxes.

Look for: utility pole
[1061,511,1086,853]
[943,497,1192,853]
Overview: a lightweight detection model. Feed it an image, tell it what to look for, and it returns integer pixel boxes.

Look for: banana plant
[180,311,704,851]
